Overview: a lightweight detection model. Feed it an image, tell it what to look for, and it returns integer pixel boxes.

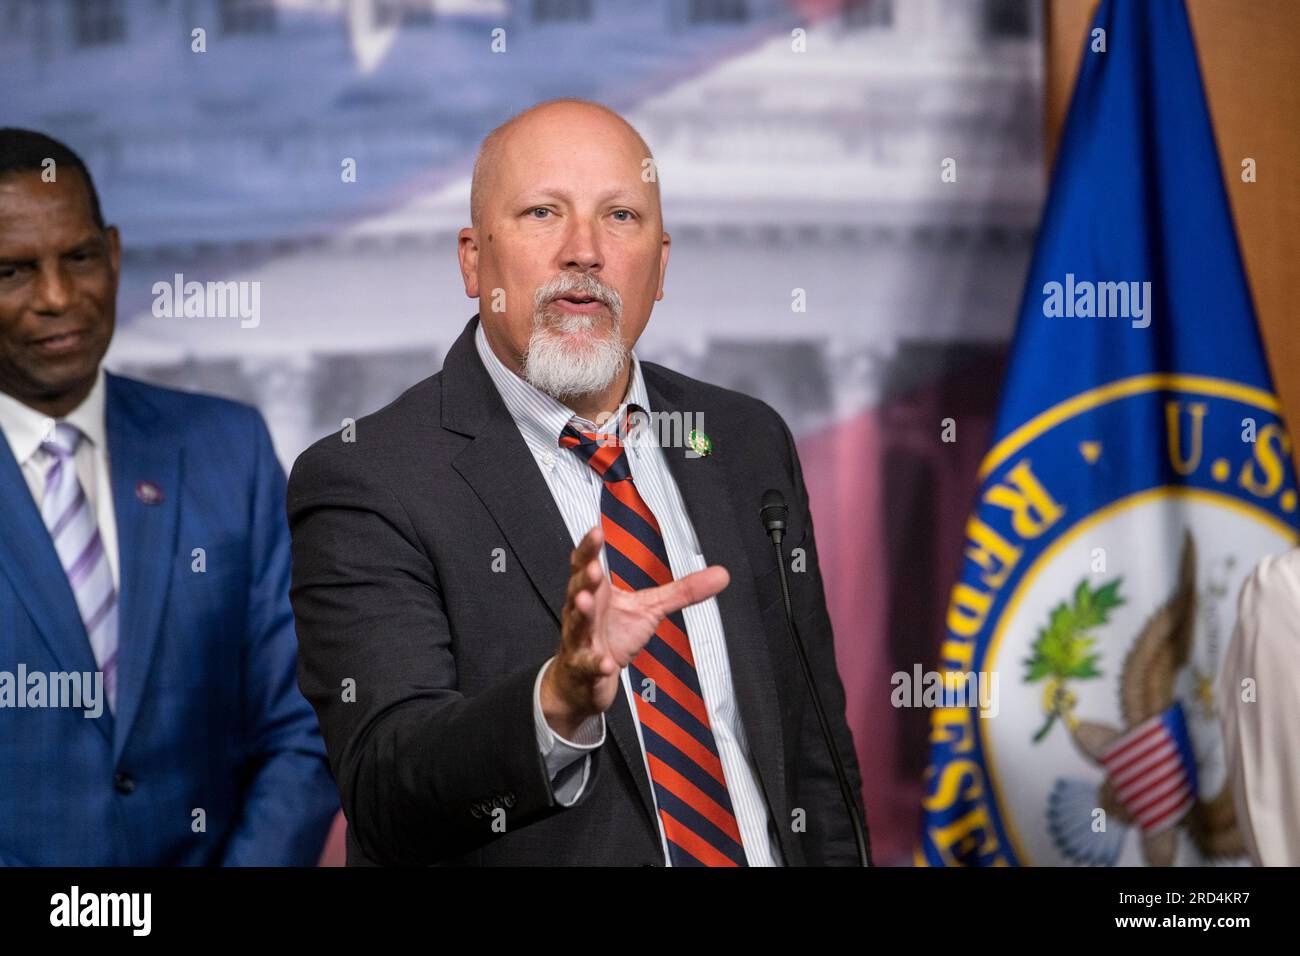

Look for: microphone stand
[761,490,871,867]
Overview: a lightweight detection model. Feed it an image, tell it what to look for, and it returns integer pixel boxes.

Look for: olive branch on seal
[1023,577,1125,743]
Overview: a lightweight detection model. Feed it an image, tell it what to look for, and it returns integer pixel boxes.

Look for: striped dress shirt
[475,321,782,866]
[0,369,119,589]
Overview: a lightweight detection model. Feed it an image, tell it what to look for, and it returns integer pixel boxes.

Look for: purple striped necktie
[560,412,748,867]
[39,422,118,711]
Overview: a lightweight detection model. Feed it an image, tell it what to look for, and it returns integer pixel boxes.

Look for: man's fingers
[563,552,606,652]
[564,557,603,608]
[563,527,605,611]
[570,526,603,573]
[645,565,730,618]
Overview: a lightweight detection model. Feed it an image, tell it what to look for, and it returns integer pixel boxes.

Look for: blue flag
[919,0,1298,867]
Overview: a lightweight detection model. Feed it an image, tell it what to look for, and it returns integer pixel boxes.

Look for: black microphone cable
[760,489,871,867]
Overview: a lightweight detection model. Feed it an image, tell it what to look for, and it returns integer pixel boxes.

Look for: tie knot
[560,411,635,483]
[40,421,83,460]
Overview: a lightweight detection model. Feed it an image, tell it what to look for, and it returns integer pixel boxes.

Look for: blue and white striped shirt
[474,320,781,866]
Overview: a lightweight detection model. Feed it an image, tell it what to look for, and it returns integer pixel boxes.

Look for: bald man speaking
[288,99,868,866]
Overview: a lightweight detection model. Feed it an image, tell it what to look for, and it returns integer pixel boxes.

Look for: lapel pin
[135,481,163,505]
[687,429,712,458]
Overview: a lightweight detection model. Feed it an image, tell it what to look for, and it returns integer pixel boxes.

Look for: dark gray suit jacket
[287,314,868,866]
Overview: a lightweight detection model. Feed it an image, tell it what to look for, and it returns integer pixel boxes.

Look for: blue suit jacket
[0,373,338,865]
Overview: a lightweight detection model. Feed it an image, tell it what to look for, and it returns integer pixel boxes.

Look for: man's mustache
[533,272,622,315]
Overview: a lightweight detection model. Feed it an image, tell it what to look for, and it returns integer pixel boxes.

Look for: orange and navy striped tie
[560,412,748,867]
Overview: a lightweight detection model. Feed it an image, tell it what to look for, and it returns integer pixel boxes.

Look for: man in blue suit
[0,129,337,865]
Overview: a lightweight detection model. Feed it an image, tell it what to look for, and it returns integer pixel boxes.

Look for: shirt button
[542,452,556,468]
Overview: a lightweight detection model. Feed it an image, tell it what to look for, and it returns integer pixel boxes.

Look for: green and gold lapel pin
[687,428,712,458]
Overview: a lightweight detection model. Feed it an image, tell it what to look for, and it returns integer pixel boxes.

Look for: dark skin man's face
[0,169,119,418]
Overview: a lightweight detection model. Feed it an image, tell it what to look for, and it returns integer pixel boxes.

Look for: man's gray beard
[522,287,628,404]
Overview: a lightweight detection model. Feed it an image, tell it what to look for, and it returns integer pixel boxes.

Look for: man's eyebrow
[515,186,649,205]
[0,234,103,261]
[0,243,36,263]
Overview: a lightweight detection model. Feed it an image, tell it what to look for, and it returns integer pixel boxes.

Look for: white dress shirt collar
[0,367,109,467]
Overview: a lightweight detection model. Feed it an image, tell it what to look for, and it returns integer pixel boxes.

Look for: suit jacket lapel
[443,316,659,824]
[0,421,111,742]
[444,318,574,628]
[106,373,181,759]
[644,369,792,852]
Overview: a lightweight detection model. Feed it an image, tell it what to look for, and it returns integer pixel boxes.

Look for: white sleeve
[533,657,606,806]
[1218,549,1300,866]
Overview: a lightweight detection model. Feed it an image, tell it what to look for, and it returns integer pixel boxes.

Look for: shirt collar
[0,367,108,468]
[474,318,651,452]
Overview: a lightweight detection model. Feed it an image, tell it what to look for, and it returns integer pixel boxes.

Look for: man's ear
[655,231,670,301]
[457,227,480,298]
[105,225,122,288]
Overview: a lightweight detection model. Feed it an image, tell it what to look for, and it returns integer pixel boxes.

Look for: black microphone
[759,489,871,867]
[759,489,788,544]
